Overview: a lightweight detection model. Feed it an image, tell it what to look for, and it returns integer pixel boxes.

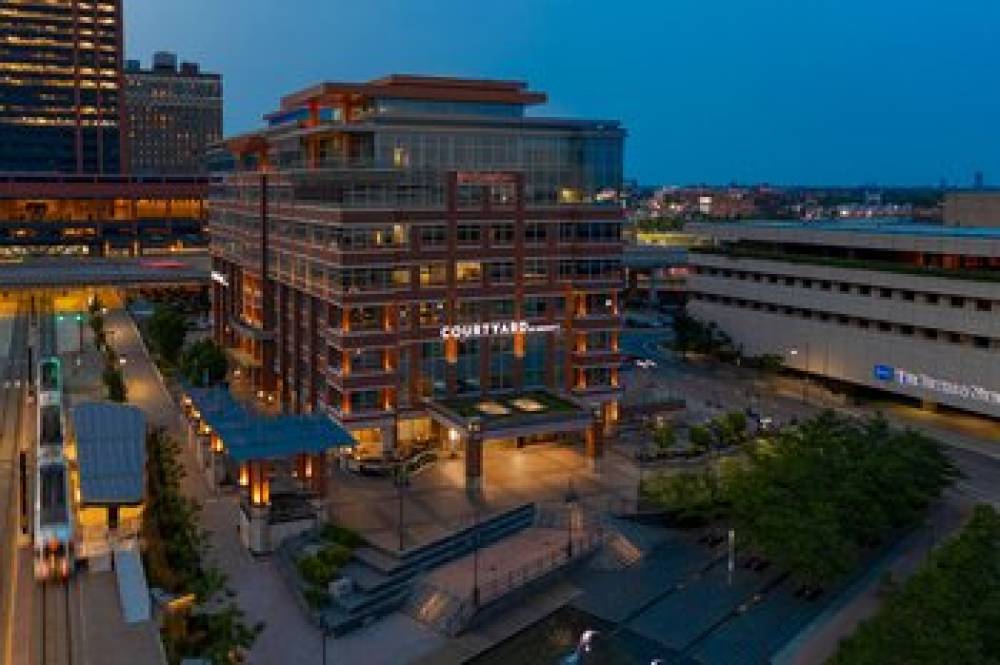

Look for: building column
[465,430,484,494]
[586,411,605,469]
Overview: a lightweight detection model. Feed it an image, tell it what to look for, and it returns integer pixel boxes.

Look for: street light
[565,478,579,558]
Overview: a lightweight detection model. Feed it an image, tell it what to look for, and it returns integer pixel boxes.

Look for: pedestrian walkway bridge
[0,255,209,290]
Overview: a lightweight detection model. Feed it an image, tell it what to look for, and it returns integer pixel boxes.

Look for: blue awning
[183,385,356,462]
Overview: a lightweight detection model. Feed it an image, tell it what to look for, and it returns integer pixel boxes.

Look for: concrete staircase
[323,503,537,636]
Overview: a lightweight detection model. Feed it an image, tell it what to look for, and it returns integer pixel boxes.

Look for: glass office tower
[0,0,123,173]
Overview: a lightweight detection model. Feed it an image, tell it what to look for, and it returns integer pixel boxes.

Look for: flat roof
[698,219,1000,240]
[278,74,547,113]
[73,403,147,505]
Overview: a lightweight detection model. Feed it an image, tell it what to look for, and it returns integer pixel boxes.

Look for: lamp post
[788,344,810,404]
[319,614,331,665]
[472,507,481,607]
[565,478,579,558]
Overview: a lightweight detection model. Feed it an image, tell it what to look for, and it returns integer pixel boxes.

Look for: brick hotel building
[209,76,625,483]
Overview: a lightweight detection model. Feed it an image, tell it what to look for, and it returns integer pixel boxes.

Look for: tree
[103,365,127,402]
[688,424,714,451]
[653,423,677,451]
[181,339,229,387]
[148,305,187,365]
[830,505,1000,665]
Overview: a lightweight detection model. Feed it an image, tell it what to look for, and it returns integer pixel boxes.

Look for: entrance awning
[426,390,595,441]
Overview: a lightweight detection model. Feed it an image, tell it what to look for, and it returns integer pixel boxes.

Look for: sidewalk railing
[442,528,606,635]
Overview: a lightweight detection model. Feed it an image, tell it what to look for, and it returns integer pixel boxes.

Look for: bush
[321,524,363,549]
[103,365,127,402]
[653,423,677,451]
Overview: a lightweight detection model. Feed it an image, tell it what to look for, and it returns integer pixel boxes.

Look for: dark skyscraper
[0,0,124,174]
[125,53,223,175]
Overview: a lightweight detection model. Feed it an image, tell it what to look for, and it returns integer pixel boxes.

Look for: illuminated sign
[440,320,560,340]
[211,270,229,287]
[874,364,1000,407]
[456,172,517,185]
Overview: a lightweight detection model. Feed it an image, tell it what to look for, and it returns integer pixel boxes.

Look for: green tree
[653,423,677,451]
[148,305,187,365]
[181,339,229,387]
[688,424,714,451]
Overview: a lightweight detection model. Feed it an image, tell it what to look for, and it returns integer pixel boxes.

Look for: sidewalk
[112,310,444,664]
[774,495,974,665]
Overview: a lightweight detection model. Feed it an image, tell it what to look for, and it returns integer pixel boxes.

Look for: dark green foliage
[642,412,957,585]
[144,429,259,663]
[320,524,363,549]
[831,505,1000,665]
[103,364,127,402]
[181,339,229,387]
[148,305,188,365]
[653,423,677,450]
[672,312,738,359]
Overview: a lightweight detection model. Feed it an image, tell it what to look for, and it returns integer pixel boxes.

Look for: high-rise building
[125,53,223,175]
[210,76,626,485]
[0,0,124,174]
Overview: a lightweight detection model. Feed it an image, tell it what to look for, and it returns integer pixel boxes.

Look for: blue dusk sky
[126,0,1000,187]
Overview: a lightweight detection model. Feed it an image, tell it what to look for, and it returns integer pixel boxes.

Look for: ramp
[114,546,151,623]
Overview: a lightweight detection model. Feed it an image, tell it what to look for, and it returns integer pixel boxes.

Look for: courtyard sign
[874,364,1000,407]
[440,320,560,341]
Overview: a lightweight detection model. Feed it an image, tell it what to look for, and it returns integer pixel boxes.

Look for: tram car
[37,357,62,408]
[34,459,74,580]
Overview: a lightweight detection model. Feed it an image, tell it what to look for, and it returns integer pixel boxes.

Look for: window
[925,293,940,304]
[973,336,990,349]
[976,300,992,312]
[880,288,893,299]
[858,286,871,296]
[525,258,548,283]
[349,390,382,413]
[419,264,447,286]
[839,283,850,293]
[922,328,938,340]
[418,301,445,326]
[456,261,482,284]
[351,349,384,373]
[490,223,515,246]
[525,222,548,244]
[419,225,446,247]
[950,297,966,308]
[457,224,481,245]
[902,290,916,301]
[524,297,549,318]
[348,306,383,331]
[487,261,515,283]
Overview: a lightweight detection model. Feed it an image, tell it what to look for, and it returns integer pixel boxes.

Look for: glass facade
[0,0,122,173]
[210,77,624,451]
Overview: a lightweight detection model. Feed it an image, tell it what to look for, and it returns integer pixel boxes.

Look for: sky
[126,0,1000,187]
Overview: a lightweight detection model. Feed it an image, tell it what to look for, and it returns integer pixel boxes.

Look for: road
[620,327,1000,503]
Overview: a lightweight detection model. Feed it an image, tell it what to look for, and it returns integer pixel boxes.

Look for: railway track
[38,577,77,665]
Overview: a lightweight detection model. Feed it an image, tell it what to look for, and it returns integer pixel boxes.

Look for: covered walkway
[180,384,356,553]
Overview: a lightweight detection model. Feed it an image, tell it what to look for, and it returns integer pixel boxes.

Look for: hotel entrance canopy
[426,390,594,441]
[183,385,356,461]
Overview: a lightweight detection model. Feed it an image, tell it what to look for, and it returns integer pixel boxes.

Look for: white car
[635,358,658,369]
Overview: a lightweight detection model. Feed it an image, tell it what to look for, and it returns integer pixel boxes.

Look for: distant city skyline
[126,0,1000,186]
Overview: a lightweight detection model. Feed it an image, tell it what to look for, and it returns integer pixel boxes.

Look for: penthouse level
[209,75,626,489]
[687,220,1000,419]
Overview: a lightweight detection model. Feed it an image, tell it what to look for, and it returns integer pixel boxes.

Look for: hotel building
[0,0,124,174]
[687,221,1000,419]
[209,76,625,486]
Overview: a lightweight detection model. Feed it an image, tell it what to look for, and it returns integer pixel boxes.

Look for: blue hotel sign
[873,364,895,382]
[872,364,1000,408]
